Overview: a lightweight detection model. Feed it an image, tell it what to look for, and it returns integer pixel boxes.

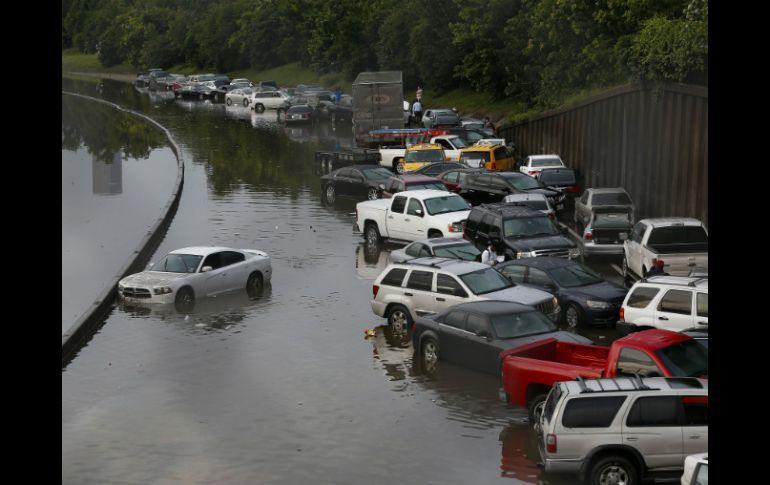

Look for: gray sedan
[388,237,481,264]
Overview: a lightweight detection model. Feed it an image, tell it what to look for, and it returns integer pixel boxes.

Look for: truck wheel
[395,159,405,174]
[528,393,548,423]
[589,455,638,485]
[367,187,379,200]
[564,303,584,328]
[428,230,443,238]
[365,223,381,246]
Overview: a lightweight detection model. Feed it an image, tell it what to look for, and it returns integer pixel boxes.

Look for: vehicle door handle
[626,437,638,442]
[404,292,413,296]
[658,316,668,320]
[688,435,701,439]
[404,218,410,221]
[388,216,394,219]
[436,297,445,302]
[697,321,708,325]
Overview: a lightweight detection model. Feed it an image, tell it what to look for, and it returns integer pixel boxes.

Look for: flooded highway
[62,78,625,484]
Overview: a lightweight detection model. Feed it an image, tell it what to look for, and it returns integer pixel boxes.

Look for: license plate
[619,232,628,239]
[556,203,564,210]
[292,115,301,119]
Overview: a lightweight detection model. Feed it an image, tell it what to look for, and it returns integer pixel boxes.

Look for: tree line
[62,0,707,109]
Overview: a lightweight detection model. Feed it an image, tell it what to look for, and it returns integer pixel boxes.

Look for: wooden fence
[499,83,708,225]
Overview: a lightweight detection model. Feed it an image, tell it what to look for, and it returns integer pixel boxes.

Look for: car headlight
[448,222,463,233]
[568,248,581,259]
[586,300,611,309]
[518,251,535,258]
[152,287,173,295]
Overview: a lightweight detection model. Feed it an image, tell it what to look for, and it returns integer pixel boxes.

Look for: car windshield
[448,137,469,148]
[503,216,560,237]
[459,267,513,295]
[407,150,445,162]
[592,192,632,205]
[532,158,563,167]
[655,340,708,377]
[549,264,603,288]
[424,195,470,214]
[491,310,557,339]
[361,167,392,180]
[150,253,202,273]
[434,243,481,261]
[506,175,544,190]
[461,152,491,162]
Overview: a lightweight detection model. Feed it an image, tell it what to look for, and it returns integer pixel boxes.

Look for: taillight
[619,307,624,320]
[530,170,541,177]
[373,285,379,298]
[548,213,555,220]
[584,231,593,241]
[489,161,497,170]
[546,433,557,453]
[565,185,579,193]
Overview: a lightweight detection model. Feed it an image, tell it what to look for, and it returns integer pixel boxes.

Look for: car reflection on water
[119,283,273,332]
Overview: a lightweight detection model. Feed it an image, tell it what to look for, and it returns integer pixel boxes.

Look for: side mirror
[201,266,213,273]
[415,209,423,217]
[475,330,492,340]
[378,183,385,190]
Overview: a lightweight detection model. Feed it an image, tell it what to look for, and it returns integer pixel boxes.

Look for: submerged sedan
[118,246,272,311]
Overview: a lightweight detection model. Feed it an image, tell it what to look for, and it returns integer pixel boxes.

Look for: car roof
[170,246,234,256]
[461,144,502,152]
[560,376,708,396]
[616,328,694,351]
[587,187,629,194]
[402,257,488,274]
[529,154,561,159]
[499,256,575,270]
[447,300,535,315]
[410,237,474,247]
[472,203,544,218]
[389,189,457,199]
[637,217,705,227]
[408,143,443,151]
[392,174,443,183]
[638,275,708,289]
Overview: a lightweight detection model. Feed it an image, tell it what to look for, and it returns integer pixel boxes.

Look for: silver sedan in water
[118,246,272,310]
[388,237,481,264]
[225,87,254,107]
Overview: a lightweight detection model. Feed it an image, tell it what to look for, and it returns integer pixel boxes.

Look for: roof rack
[574,375,660,394]
[575,376,593,393]
[687,277,708,287]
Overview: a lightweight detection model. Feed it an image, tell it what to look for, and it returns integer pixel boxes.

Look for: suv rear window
[381,268,407,287]
[626,287,659,308]
[562,396,626,428]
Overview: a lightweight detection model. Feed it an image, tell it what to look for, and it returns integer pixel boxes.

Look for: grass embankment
[62,51,619,127]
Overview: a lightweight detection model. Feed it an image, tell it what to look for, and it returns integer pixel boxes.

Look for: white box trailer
[352,71,404,144]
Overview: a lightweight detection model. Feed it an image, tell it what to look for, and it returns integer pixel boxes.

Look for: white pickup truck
[378,146,408,172]
[622,217,708,280]
[355,189,471,245]
[430,135,469,161]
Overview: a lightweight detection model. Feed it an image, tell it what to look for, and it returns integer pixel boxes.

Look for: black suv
[463,203,580,260]
[461,172,565,208]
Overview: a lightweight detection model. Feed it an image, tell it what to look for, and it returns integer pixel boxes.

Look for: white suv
[537,376,708,485]
[519,154,565,178]
[619,275,708,334]
[371,257,558,333]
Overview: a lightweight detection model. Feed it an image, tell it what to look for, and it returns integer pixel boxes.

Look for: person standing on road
[334,86,342,104]
[412,99,423,125]
[481,243,498,266]
[645,259,669,277]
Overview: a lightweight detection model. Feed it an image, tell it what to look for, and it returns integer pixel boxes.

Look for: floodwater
[62,78,624,485]
[62,95,178,334]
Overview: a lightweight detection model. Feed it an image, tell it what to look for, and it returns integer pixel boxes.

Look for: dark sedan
[538,168,581,206]
[285,105,316,124]
[461,171,566,209]
[410,161,468,177]
[437,168,487,193]
[175,84,210,101]
[320,165,393,203]
[412,300,592,375]
[496,257,628,328]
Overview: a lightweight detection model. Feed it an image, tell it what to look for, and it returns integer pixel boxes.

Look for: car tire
[243,98,249,107]
[246,271,263,297]
[428,230,443,239]
[198,93,204,101]
[365,223,381,246]
[564,303,584,328]
[324,184,336,204]
[174,287,195,313]
[528,393,548,423]
[367,187,379,200]
[226,98,232,106]
[387,304,413,335]
[421,337,439,366]
[255,103,265,113]
[589,455,638,485]
[395,159,405,174]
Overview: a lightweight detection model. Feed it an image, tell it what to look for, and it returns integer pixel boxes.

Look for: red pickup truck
[499,329,708,420]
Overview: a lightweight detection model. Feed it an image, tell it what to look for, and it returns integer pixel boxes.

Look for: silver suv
[371,257,558,333]
[536,376,708,485]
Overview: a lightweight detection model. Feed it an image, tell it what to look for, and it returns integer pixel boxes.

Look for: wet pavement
[62,78,625,484]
